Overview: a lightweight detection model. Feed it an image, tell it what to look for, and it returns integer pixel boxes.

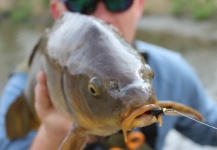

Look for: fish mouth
[121,104,163,142]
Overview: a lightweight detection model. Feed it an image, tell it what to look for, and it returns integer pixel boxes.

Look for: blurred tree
[171,0,217,19]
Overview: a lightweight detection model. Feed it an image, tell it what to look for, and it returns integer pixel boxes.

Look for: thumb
[35,71,52,117]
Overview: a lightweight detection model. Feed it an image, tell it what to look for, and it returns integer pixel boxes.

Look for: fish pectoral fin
[59,126,87,150]
[158,101,204,121]
[6,94,40,139]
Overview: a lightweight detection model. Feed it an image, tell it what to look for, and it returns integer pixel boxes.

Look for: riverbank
[137,15,217,51]
[2,13,217,49]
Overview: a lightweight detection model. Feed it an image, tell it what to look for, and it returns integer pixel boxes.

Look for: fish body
[6,12,203,149]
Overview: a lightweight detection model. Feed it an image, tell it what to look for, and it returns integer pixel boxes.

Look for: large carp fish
[6,12,204,149]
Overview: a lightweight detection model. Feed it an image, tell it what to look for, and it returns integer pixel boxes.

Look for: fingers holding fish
[35,71,52,114]
[33,72,99,150]
[34,71,72,139]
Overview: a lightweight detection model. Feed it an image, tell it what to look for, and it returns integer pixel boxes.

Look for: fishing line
[164,109,217,130]
[57,125,77,150]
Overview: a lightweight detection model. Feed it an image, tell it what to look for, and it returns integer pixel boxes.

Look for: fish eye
[88,84,100,96]
[88,77,100,96]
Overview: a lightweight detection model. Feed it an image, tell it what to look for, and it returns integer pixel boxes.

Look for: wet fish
[6,12,204,149]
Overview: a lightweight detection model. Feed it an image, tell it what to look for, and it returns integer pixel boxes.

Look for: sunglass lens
[106,0,133,12]
[64,0,96,14]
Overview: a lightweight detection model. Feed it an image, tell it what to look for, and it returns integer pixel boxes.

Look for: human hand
[31,71,72,150]
[35,71,73,138]
[31,71,98,150]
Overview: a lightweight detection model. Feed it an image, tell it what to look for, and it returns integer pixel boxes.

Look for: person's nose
[91,2,115,25]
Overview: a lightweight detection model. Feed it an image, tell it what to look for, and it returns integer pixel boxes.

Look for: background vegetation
[0,0,50,23]
[0,0,217,23]
[171,0,217,20]
[145,0,217,20]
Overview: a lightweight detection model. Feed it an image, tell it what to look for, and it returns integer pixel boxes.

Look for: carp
[6,12,204,150]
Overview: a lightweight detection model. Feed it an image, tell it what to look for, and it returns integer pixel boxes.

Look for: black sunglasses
[61,0,134,14]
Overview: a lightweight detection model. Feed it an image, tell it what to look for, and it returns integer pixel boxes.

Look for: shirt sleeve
[0,73,37,150]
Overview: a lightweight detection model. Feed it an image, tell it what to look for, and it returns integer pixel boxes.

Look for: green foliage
[8,0,50,23]
[171,0,186,16]
[10,8,31,22]
[171,0,217,20]
[10,0,32,22]
[191,0,216,20]
[43,0,50,8]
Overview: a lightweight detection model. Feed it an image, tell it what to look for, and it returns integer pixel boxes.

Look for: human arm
[135,41,217,148]
[173,64,217,145]
[0,71,72,150]
[154,49,217,145]
[0,73,36,149]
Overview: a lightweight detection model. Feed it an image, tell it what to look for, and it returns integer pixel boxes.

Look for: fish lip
[121,103,162,142]
[121,104,159,131]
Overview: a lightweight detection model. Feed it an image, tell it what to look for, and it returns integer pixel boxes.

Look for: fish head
[63,39,159,136]
[47,13,161,137]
